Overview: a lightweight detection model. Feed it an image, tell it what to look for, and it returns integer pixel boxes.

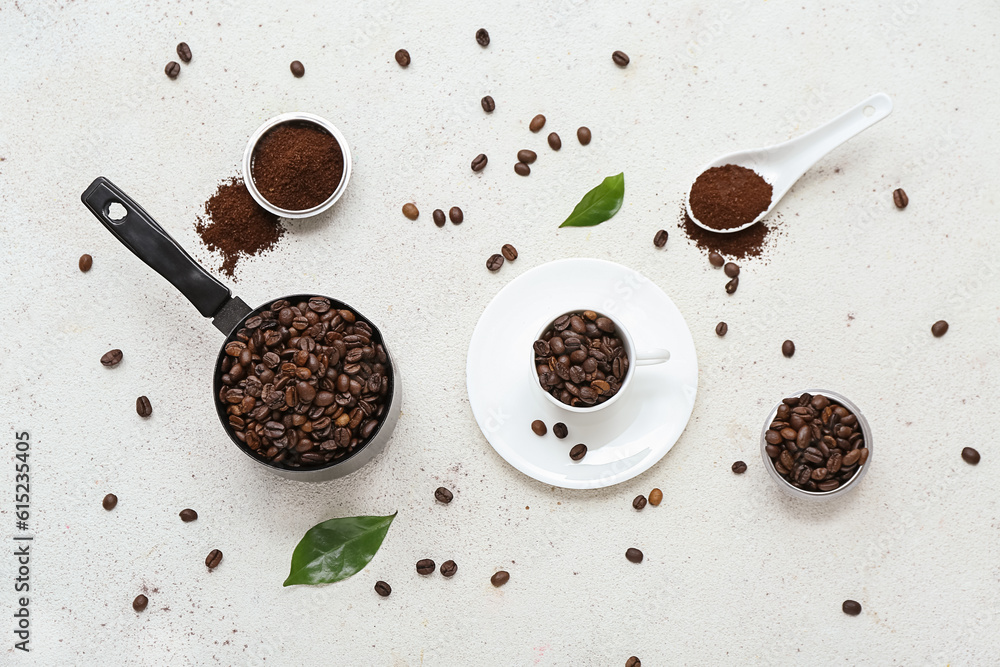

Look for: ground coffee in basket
[195,177,284,277]
[251,122,344,211]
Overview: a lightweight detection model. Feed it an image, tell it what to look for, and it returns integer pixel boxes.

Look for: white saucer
[466,258,699,489]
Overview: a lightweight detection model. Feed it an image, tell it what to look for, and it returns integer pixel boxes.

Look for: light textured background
[1,1,999,665]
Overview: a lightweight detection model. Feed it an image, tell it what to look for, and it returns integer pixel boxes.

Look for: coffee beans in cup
[216,296,393,469]
[533,310,628,407]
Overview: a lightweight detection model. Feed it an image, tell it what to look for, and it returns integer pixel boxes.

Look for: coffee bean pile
[534,311,628,407]
[764,393,868,492]
[217,297,392,469]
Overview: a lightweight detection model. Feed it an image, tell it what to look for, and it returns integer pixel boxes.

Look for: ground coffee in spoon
[689,164,772,231]
[251,122,345,211]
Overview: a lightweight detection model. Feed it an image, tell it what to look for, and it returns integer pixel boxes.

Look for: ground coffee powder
[251,122,344,211]
[678,208,780,260]
[195,177,284,277]
[689,164,773,230]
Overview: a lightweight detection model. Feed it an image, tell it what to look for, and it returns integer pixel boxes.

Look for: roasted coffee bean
[179,508,198,522]
[725,276,739,294]
[732,460,747,474]
[517,149,537,164]
[529,114,546,132]
[842,449,861,466]
[165,61,180,79]
[569,443,587,461]
[374,581,391,597]
[487,254,504,272]
[653,229,669,248]
[782,340,795,357]
[716,322,728,337]
[79,254,93,272]
[892,188,908,209]
[709,251,724,267]
[136,396,152,418]
[724,262,740,277]
[553,422,568,439]
[475,28,490,46]
[205,549,223,569]
[432,209,446,227]
[931,320,949,337]
[133,594,148,612]
[514,161,530,176]
[290,60,305,77]
[961,447,980,465]
[435,486,454,503]
[842,599,862,616]
[440,560,458,577]
[648,488,663,506]
[577,126,592,145]
[491,570,509,587]
[416,559,435,575]
[632,494,647,510]
[626,658,641,667]
[176,42,192,63]
[103,493,118,511]
[625,547,643,563]
[394,49,410,67]
[502,244,518,261]
[547,132,561,150]
[612,50,630,66]
[481,95,495,112]
[531,420,547,436]
[471,154,488,172]
[101,349,123,367]
[448,207,464,224]
[402,202,419,220]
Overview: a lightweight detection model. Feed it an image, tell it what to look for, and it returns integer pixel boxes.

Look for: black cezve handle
[81,177,251,335]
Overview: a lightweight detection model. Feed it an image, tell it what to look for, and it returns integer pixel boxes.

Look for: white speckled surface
[2,1,999,665]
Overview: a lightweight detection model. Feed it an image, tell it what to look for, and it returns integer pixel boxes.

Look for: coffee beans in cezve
[487,254,504,272]
[569,443,587,461]
[931,320,949,337]
[133,594,148,612]
[179,509,198,522]
[103,494,118,511]
[217,297,393,469]
[290,60,305,77]
[625,548,643,563]
[101,349,123,367]
[449,207,463,224]
[534,310,628,407]
[654,230,669,248]
[176,42,192,63]
[764,393,869,492]
[164,61,180,79]
[892,188,908,209]
[205,549,223,569]
[481,95,495,113]
[375,581,391,597]
[632,495,647,510]
[529,114,546,132]
[531,420,546,436]
[394,49,410,68]
[553,422,568,439]
[136,396,152,418]
[962,447,980,465]
[612,50,630,67]
[577,127,591,145]
[435,486,454,503]
[548,133,561,150]
[471,154,488,172]
[502,244,517,261]
[432,209,446,227]
[491,570,509,587]
[79,254,93,272]
[517,149,537,164]
[782,340,795,358]
[514,162,530,176]
[476,28,490,46]
[416,559,435,575]
[402,203,419,220]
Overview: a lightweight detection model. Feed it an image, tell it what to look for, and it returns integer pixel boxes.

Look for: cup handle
[635,348,670,365]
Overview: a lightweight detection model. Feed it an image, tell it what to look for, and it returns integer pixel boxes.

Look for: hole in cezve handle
[106,201,127,222]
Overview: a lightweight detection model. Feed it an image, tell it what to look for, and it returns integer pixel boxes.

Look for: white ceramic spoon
[686,92,893,233]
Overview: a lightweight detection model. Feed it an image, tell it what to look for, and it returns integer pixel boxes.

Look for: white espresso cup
[530,310,670,413]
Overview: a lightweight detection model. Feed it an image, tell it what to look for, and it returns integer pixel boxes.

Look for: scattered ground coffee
[196,177,284,277]
[689,164,773,230]
[251,122,344,211]
[679,209,778,261]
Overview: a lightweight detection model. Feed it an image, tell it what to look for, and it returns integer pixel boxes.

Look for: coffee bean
[432,209,446,227]
[724,262,740,277]
[480,95,495,112]
[476,28,490,46]
[569,443,587,461]
[374,581,392,597]
[514,162,530,176]
[529,114,546,132]
[402,202,419,220]
[716,322,728,337]
[290,60,305,77]
[626,658,641,667]
[446,207,464,225]
[782,340,795,357]
[205,549,223,569]
[962,447,980,465]
[842,599,862,616]
[434,486,454,503]
[612,50,630,67]
[632,494,647,510]
[547,133,561,150]
[79,254,93,272]
[709,251,724,267]
[132,594,148,612]
[725,276,739,294]
[487,254,504,272]
[577,127,592,145]
[176,42,192,63]
[415,559,435,575]
[491,570,509,587]
[165,61,180,79]
[136,396,152,418]
[625,547,643,563]
[653,229,669,248]
[179,508,198,522]
[553,423,568,439]
[102,493,118,511]
[394,49,410,67]
[648,488,663,506]
[501,244,518,262]
[101,349,123,367]
[892,188,908,209]
[440,560,458,577]
[531,419,547,436]
[517,149,537,164]
[471,153,488,172]
[931,320,949,337]
[732,460,747,474]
